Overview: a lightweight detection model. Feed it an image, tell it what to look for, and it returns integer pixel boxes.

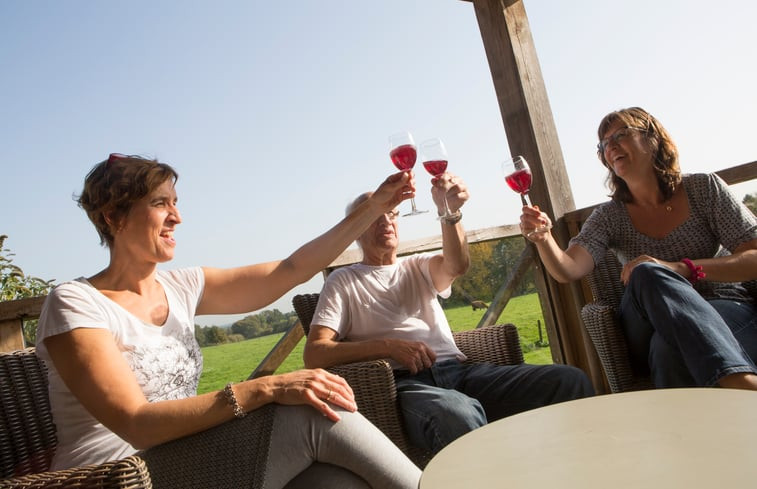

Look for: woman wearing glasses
[36,154,422,488]
[520,106,757,390]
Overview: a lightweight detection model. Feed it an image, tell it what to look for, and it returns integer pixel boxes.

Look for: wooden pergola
[1,0,756,394]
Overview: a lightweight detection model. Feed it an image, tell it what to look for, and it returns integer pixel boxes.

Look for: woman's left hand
[620,255,682,285]
[268,368,357,422]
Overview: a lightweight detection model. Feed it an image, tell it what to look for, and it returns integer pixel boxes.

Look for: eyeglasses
[597,127,644,154]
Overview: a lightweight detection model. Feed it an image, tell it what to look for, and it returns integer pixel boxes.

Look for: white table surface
[419,388,757,488]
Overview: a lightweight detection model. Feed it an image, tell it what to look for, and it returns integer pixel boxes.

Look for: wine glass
[389,131,428,216]
[502,155,551,236]
[419,138,453,220]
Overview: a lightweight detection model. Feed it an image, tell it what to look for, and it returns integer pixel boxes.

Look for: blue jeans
[620,262,757,388]
[394,359,594,454]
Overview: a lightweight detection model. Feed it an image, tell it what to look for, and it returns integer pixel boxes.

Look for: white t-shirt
[312,253,466,369]
[35,267,205,470]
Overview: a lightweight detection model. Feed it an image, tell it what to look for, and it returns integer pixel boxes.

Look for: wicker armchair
[580,251,653,393]
[581,250,757,393]
[0,348,152,488]
[292,293,525,468]
[0,347,276,489]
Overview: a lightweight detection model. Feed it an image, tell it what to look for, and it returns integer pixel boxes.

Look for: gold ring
[325,389,333,402]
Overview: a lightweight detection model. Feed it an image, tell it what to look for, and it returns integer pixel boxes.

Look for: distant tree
[194,324,209,346]
[204,326,228,345]
[272,314,298,334]
[231,315,268,338]
[452,237,535,308]
[226,333,245,343]
[744,193,757,215]
[0,235,55,344]
[491,238,536,296]
[231,309,299,339]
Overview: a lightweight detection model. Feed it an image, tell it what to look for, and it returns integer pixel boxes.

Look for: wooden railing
[3,161,756,380]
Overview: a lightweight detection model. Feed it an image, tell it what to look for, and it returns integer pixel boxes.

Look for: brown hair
[77,154,178,247]
[597,107,681,203]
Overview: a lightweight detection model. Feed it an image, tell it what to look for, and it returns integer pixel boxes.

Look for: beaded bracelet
[223,382,247,418]
[681,258,706,285]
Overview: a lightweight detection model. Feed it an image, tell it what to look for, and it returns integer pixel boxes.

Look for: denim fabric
[620,262,757,388]
[394,359,594,454]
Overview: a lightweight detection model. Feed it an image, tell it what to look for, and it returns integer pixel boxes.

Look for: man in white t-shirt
[304,172,594,454]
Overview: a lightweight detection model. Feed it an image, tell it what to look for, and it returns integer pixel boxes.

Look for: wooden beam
[328,224,521,269]
[714,160,757,185]
[468,0,603,385]
[0,296,46,322]
[247,322,304,379]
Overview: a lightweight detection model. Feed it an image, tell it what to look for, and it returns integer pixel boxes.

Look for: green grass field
[198,292,552,394]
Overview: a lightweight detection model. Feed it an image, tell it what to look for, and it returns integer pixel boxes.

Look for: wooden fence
[2,161,755,385]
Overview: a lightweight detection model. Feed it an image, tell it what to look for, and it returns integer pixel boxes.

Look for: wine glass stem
[443,195,451,216]
[410,197,419,212]
[521,192,533,207]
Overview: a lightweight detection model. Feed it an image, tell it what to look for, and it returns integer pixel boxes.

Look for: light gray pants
[267,405,421,489]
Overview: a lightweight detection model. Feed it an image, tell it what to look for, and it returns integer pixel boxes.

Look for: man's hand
[431,172,468,215]
[371,171,417,212]
[387,338,437,374]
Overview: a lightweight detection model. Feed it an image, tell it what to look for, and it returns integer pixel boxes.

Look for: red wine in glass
[423,159,448,176]
[419,138,454,220]
[502,155,551,236]
[389,132,427,216]
[390,144,417,171]
[505,168,532,195]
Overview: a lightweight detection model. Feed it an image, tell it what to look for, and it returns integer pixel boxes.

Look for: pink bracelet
[681,258,705,285]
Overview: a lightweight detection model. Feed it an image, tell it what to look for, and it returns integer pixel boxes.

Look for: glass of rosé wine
[389,131,428,216]
[502,155,551,236]
[419,138,454,220]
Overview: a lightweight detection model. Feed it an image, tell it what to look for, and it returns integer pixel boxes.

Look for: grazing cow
[471,300,489,311]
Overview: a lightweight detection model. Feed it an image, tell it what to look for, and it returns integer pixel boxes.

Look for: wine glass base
[402,209,429,217]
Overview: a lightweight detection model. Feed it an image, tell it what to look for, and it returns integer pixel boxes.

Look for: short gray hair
[346,191,372,216]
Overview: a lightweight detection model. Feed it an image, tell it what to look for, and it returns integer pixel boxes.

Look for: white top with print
[36,267,205,470]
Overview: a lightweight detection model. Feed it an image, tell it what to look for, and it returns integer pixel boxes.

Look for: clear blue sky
[2,0,756,326]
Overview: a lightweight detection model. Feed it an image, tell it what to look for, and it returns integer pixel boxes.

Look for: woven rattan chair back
[0,348,57,478]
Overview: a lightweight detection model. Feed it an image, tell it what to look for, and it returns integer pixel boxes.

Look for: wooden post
[247,323,304,379]
[0,318,25,352]
[0,296,46,351]
[467,0,603,386]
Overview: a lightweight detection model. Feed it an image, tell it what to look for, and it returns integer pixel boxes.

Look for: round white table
[420,388,757,488]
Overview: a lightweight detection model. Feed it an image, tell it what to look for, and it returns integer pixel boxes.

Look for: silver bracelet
[223,382,247,418]
[443,210,462,225]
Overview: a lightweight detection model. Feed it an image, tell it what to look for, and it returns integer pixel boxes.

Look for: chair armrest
[326,360,431,467]
[453,323,524,366]
[1,455,152,488]
[580,301,636,393]
[139,404,275,489]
